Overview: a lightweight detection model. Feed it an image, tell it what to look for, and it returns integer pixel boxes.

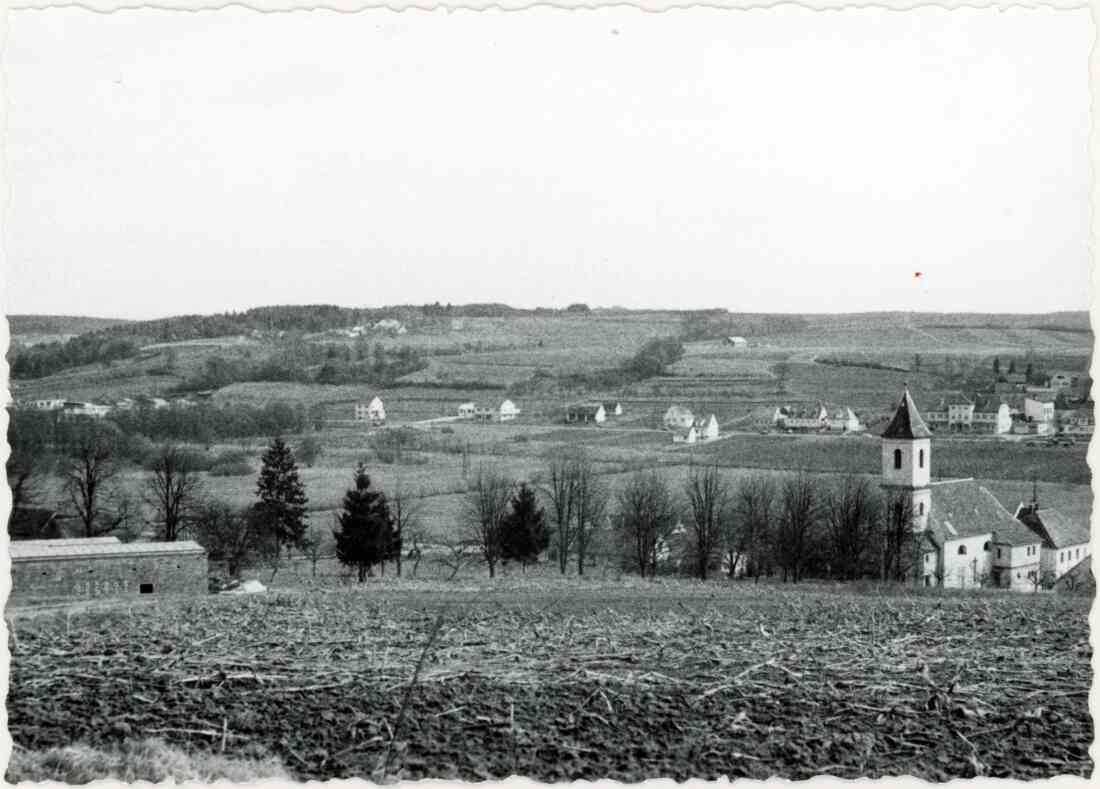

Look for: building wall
[881,438,931,488]
[10,552,208,604]
[941,535,992,589]
[1045,543,1091,579]
[992,543,1041,590]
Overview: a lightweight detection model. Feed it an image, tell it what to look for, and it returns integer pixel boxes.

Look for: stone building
[9,538,208,605]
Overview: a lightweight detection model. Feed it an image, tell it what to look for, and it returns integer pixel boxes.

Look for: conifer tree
[499,483,549,568]
[334,464,397,581]
[993,356,1000,375]
[254,436,309,554]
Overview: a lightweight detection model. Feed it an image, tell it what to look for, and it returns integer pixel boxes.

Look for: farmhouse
[566,403,606,424]
[726,336,748,348]
[457,401,477,419]
[477,400,521,422]
[663,405,695,430]
[8,538,208,605]
[1014,504,1092,584]
[775,404,858,432]
[499,399,520,421]
[694,414,719,441]
[62,401,111,419]
[881,389,1045,591]
[602,401,624,417]
[824,408,863,433]
[355,397,386,425]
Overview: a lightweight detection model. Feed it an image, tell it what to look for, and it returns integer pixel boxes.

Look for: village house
[566,403,606,424]
[923,394,1011,434]
[31,398,65,411]
[355,397,386,425]
[457,402,477,419]
[1057,408,1094,436]
[1014,503,1092,584]
[776,405,828,432]
[62,401,111,419]
[602,401,624,417]
[694,414,719,441]
[499,399,520,421]
[477,400,521,422]
[726,336,748,348]
[881,389,1044,591]
[1023,397,1056,434]
[824,407,863,433]
[663,405,695,430]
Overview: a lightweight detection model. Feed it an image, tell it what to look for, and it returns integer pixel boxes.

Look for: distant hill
[7,314,130,337]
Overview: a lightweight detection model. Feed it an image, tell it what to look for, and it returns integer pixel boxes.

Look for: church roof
[927,480,1039,546]
[1015,505,1091,549]
[881,389,933,439]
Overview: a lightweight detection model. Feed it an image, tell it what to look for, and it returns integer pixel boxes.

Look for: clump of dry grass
[6,738,289,784]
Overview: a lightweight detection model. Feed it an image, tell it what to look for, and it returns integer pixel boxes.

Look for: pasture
[6,579,1091,781]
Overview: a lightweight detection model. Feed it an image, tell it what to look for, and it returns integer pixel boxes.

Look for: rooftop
[882,389,933,440]
[10,539,206,562]
[927,479,1040,546]
[1016,505,1091,549]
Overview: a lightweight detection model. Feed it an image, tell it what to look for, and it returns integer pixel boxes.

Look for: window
[893,449,902,470]
[919,502,925,515]
[139,583,154,594]
[1061,551,1065,562]
[1076,548,1081,558]
[997,548,1002,558]
[983,541,991,551]
[958,545,967,555]
[919,449,925,468]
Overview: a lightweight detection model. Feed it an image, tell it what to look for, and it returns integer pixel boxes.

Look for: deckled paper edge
[0,1,1095,789]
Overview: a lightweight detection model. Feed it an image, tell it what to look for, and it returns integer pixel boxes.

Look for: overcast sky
[2,7,1092,319]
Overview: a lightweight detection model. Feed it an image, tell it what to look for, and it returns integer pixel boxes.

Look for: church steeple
[881,387,932,530]
[882,387,933,439]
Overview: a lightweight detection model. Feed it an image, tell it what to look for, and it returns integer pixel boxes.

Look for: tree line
[8,413,924,585]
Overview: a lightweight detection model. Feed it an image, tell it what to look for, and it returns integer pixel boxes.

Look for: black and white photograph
[1,3,1094,783]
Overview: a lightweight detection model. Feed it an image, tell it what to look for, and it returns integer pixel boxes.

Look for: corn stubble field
[7,580,1092,781]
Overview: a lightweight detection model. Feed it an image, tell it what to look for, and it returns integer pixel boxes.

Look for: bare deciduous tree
[614,470,677,578]
[389,480,424,578]
[878,491,918,582]
[572,452,607,576]
[823,474,879,580]
[61,423,128,538]
[684,463,730,580]
[461,467,514,577]
[144,444,205,541]
[776,472,820,583]
[727,474,777,582]
[543,450,578,574]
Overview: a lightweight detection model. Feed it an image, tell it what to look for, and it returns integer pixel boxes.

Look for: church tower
[881,387,932,530]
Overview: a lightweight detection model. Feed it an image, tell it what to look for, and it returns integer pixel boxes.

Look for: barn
[9,538,208,605]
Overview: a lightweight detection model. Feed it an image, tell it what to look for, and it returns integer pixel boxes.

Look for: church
[880,388,1087,591]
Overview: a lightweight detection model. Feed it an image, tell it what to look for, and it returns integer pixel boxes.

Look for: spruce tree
[500,483,549,568]
[255,436,309,553]
[334,464,397,581]
[993,356,1000,375]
